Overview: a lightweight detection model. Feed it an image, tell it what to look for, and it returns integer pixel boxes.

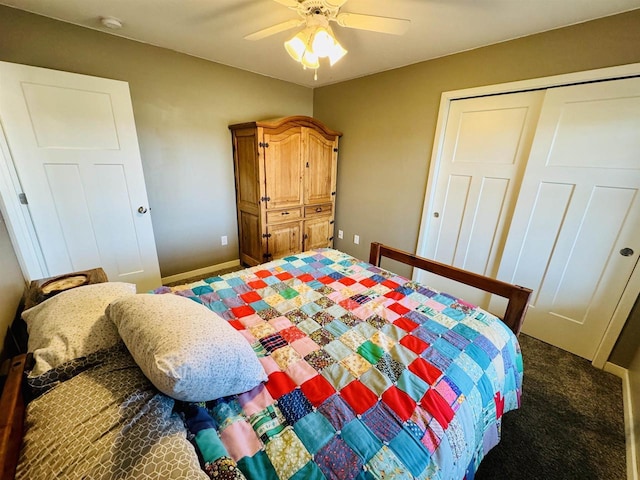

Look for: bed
[0,242,531,480]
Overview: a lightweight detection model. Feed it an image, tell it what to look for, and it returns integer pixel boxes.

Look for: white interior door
[496,77,640,360]
[416,91,543,307]
[0,61,161,291]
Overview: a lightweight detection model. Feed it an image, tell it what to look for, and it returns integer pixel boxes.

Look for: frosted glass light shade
[284,27,313,62]
[311,28,335,57]
[328,42,347,66]
[301,49,320,69]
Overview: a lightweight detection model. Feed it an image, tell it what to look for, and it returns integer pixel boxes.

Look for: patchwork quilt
[154,248,523,480]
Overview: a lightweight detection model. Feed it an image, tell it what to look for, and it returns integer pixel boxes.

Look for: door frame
[416,62,640,369]
[0,121,46,282]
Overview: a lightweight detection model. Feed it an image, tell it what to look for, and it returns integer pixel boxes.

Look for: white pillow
[23,282,137,376]
[106,294,267,402]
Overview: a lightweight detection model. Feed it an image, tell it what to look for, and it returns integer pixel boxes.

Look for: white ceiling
[2,0,640,88]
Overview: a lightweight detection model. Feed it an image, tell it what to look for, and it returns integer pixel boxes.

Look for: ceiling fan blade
[244,18,304,41]
[336,12,410,35]
[273,0,300,7]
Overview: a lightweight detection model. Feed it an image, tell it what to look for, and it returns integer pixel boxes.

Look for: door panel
[0,61,161,290]
[497,77,640,359]
[304,217,332,250]
[264,128,303,209]
[417,91,544,306]
[268,222,302,260]
[304,129,337,205]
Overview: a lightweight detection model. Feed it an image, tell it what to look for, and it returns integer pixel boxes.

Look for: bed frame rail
[369,242,531,335]
[0,354,26,480]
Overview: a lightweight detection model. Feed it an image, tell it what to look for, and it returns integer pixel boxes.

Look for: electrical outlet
[354,234,360,245]
[221,235,228,246]
[338,230,344,239]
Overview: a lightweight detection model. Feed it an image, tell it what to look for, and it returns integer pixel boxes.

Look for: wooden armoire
[229,116,342,266]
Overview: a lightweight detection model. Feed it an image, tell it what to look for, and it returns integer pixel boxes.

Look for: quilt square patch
[301,374,336,407]
[340,380,378,415]
[271,346,302,370]
[315,435,363,480]
[294,411,336,454]
[317,394,356,431]
[304,349,335,371]
[265,428,312,480]
[278,389,314,425]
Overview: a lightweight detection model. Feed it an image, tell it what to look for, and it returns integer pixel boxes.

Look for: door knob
[138,206,148,214]
[620,247,634,257]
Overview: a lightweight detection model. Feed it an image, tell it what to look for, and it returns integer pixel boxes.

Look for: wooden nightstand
[23,268,108,311]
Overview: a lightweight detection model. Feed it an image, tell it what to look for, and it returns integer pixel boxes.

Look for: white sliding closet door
[416,91,544,307]
[496,78,640,360]
[0,61,161,291]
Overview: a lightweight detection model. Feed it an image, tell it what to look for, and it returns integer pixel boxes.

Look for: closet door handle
[138,206,148,214]
[620,247,634,257]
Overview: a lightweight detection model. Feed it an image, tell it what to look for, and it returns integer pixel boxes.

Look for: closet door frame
[416,62,640,369]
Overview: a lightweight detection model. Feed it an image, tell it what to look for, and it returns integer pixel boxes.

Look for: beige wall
[0,6,313,278]
[0,213,25,351]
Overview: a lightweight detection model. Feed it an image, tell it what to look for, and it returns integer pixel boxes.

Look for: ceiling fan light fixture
[328,41,347,66]
[284,35,306,63]
[310,27,335,57]
[301,49,320,69]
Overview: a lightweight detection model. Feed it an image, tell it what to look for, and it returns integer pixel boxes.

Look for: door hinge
[261,196,271,202]
[331,191,336,196]
[263,253,273,260]
[18,193,28,205]
[262,233,272,238]
[333,148,338,152]
[259,142,269,148]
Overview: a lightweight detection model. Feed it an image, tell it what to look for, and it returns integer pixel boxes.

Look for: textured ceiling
[2,0,640,87]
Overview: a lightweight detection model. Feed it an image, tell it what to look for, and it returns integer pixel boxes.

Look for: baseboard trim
[605,362,638,480]
[161,259,241,285]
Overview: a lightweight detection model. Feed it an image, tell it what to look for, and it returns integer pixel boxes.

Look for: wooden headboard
[369,242,531,335]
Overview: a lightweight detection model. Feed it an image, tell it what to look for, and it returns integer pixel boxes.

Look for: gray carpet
[476,334,626,479]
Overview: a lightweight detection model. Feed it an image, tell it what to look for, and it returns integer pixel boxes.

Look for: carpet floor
[476,334,626,479]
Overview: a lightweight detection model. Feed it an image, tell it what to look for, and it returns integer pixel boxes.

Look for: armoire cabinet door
[267,222,303,259]
[304,216,333,250]
[263,127,304,209]
[304,128,337,205]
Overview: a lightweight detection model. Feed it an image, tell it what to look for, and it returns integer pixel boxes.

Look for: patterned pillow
[22,282,136,376]
[106,294,267,402]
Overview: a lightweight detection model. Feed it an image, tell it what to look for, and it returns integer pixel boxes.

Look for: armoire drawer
[266,207,302,224]
[305,204,333,217]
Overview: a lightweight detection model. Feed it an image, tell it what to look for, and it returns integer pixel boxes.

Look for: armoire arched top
[229,116,343,139]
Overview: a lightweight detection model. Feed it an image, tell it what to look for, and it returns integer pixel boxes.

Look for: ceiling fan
[245,0,410,78]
